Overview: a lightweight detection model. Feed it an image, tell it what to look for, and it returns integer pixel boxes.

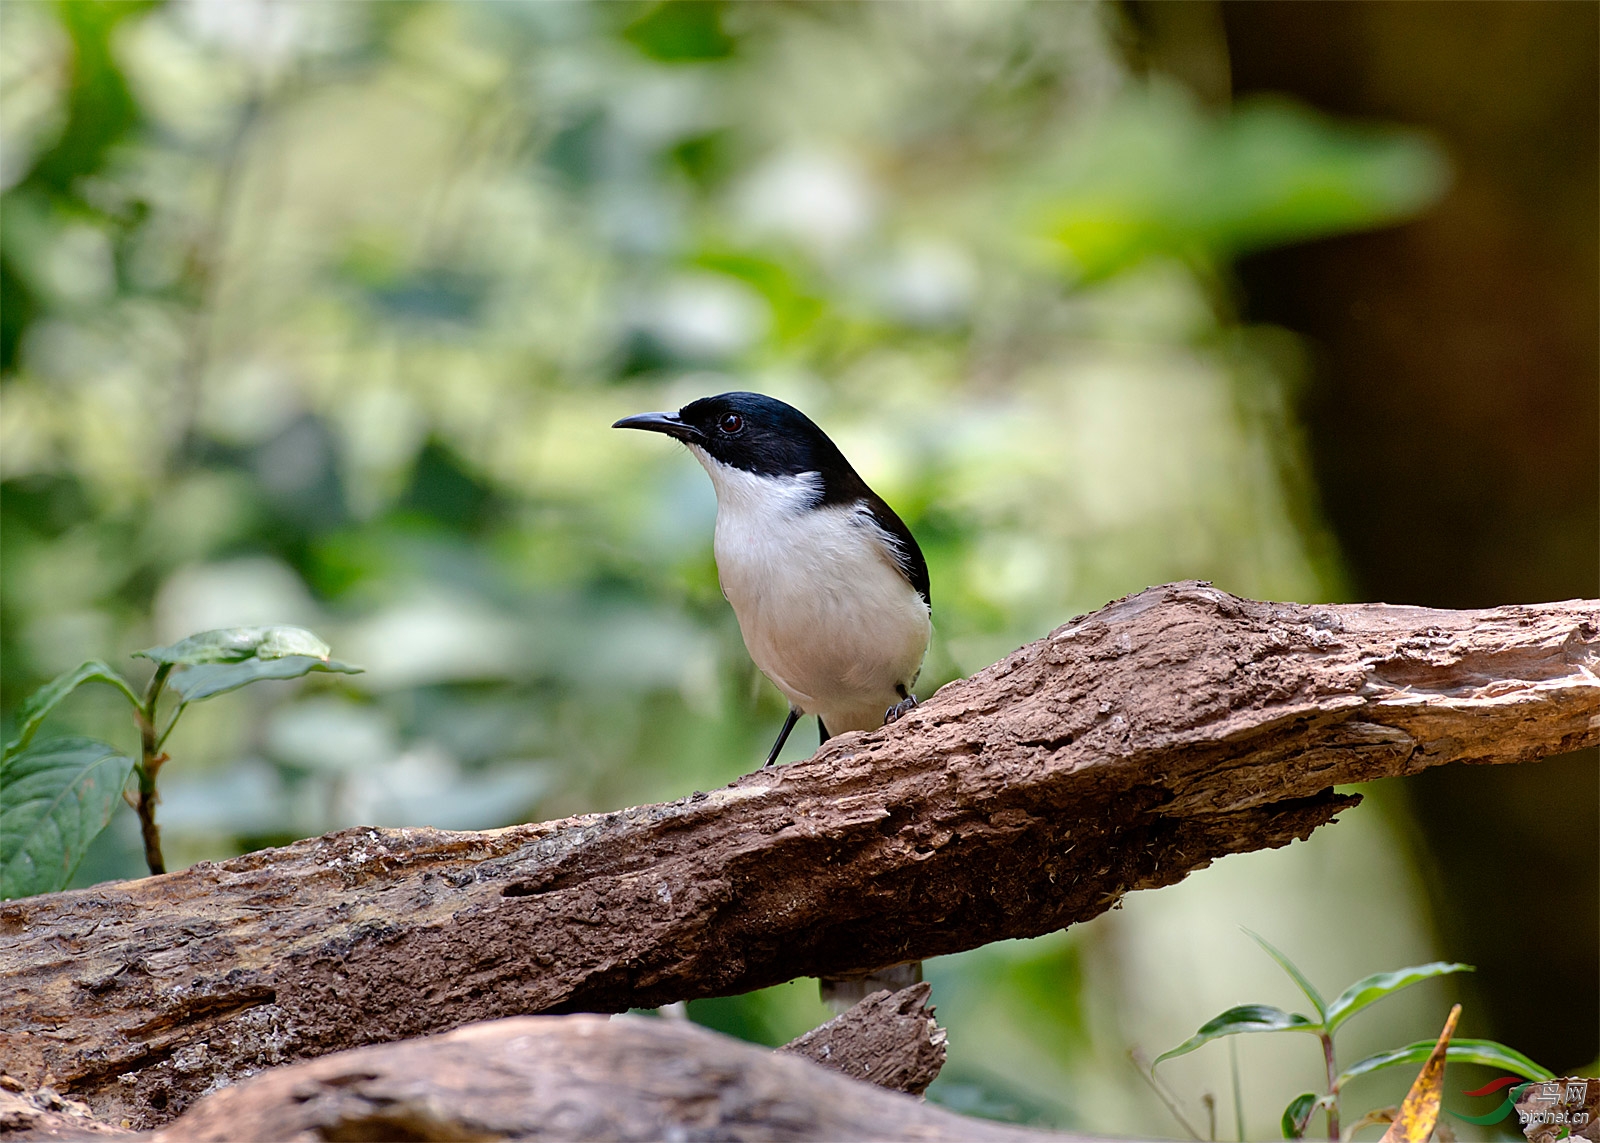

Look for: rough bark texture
[4,584,1597,1129]
[778,984,946,1095]
[0,1086,132,1140]
[140,1015,1072,1143]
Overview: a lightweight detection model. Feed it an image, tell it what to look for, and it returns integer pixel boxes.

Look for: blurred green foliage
[0,1,1450,1134]
[1032,86,1449,280]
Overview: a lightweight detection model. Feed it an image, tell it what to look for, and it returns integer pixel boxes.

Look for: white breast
[689,447,931,734]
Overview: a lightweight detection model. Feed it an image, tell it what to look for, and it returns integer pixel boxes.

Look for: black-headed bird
[614,392,930,762]
[615,391,931,1006]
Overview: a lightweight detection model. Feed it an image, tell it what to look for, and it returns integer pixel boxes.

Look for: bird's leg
[883,683,918,725]
[817,717,831,745]
[764,707,801,768]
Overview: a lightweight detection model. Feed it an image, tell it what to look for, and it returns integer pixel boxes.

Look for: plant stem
[1320,1032,1340,1141]
[1130,1050,1205,1141]
[134,663,173,876]
[1229,1035,1245,1142]
[154,703,187,752]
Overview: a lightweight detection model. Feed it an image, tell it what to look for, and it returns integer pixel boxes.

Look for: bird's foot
[883,694,918,725]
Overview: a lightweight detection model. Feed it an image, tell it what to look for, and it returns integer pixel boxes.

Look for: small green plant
[1152,929,1552,1141]
[1,626,361,898]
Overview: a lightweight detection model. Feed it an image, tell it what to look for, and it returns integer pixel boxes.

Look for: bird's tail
[818,961,923,1014]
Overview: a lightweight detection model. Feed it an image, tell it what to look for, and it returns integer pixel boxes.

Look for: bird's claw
[883,694,918,725]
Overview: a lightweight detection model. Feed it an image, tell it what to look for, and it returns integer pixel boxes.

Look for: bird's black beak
[612,411,702,443]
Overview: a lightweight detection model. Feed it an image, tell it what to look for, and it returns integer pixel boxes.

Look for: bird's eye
[718,413,744,434]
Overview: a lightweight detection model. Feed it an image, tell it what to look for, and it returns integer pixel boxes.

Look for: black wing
[860,492,931,609]
[807,428,930,608]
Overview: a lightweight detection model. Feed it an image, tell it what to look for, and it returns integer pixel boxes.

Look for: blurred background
[1,1,1593,1137]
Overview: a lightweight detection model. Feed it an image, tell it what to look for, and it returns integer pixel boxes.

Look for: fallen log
[4,583,1597,1129]
[0,1001,963,1143]
[143,1014,1072,1143]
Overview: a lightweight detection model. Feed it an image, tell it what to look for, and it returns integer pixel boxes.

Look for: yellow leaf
[1381,1004,1462,1143]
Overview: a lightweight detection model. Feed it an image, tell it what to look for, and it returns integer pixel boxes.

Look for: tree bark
[779,983,946,1095]
[3,583,1596,1129]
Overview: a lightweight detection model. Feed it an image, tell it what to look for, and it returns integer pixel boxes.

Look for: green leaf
[1243,928,1327,1022]
[135,626,333,666]
[1,737,135,898]
[3,661,140,760]
[169,656,363,703]
[1030,86,1450,282]
[1154,1005,1320,1068]
[1337,1039,1554,1090]
[1324,962,1472,1036]
[622,0,734,62]
[1281,1092,1319,1139]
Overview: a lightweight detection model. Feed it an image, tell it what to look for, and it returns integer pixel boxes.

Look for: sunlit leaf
[1379,1004,1458,1143]
[1154,1005,1319,1068]
[692,251,828,346]
[1280,1092,1320,1140]
[1,737,135,899]
[1324,961,1472,1036]
[1338,1039,1553,1090]
[1243,928,1326,1022]
[170,656,363,703]
[3,660,140,759]
[136,626,333,666]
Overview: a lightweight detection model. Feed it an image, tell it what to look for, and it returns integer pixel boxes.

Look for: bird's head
[612,391,847,480]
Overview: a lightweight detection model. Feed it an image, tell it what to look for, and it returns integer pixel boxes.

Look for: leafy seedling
[1151,929,1551,1141]
[1,626,360,898]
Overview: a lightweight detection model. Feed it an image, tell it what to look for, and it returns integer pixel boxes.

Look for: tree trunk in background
[1213,0,1598,1069]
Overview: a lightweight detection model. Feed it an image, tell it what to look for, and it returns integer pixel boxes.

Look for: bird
[614,391,931,1007]
[613,391,930,762]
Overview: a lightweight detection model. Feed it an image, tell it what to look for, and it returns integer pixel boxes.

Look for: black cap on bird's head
[612,391,854,482]
[614,390,930,606]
